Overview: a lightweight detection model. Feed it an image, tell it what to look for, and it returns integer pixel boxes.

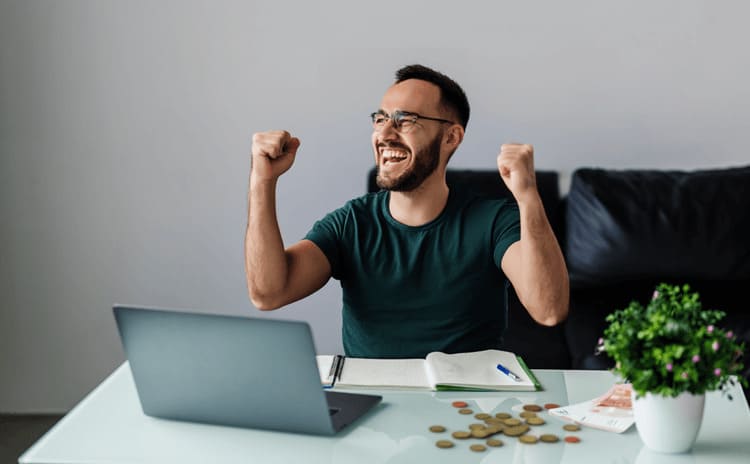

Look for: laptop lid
[113,305,380,435]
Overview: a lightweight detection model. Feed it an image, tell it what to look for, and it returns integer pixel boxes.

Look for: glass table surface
[20,363,750,464]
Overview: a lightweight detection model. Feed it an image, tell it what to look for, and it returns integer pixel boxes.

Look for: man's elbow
[531,303,569,327]
[247,289,284,311]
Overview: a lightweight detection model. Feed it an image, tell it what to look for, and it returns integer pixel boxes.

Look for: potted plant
[597,283,746,453]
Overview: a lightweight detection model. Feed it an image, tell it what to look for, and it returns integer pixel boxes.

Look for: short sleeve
[491,200,521,268]
[304,205,350,280]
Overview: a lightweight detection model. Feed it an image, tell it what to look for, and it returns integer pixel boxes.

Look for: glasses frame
[370,110,456,133]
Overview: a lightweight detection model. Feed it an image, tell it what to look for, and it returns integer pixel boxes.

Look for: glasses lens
[394,111,417,133]
[371,112,387,129]
[371,111,419,133]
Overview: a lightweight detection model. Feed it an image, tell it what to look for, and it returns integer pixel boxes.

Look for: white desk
[20,363,750,464]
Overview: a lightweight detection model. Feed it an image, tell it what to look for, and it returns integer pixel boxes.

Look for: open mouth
[380,148,409,165]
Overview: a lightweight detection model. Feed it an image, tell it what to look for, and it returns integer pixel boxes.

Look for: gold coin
[436,440,454,449]
[471,429,489,438]
[474,413,491,420]
[563,424,581,432]
[526,417,546,426]
[523,404,543,412]
[429,425,446,433]
[519,411,538,419]
[503,418,522,426]
[469,423,486,430]
[452,431,471,439]
[458,408,474,415]
[540,434,560,443]
[485,425,503,435]
[495,412,512,419]
[519,434,539,444]
[503,427,522,437]
[484,417,504,425]
[486,438,504,447]
[469,444,487,452]
[503,425,530,437]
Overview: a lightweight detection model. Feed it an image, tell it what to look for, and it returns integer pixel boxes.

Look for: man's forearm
[245,178,288,309]
[515,193,569,325]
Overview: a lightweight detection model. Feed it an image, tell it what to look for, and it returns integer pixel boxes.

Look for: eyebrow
[374,109,418,116]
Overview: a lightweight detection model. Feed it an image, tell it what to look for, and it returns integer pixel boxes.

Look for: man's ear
[444,124,465,148]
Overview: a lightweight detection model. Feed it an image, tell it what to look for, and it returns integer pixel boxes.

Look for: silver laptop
[113,305,381,435]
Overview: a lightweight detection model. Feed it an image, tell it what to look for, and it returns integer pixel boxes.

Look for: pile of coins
[429,401,582,451]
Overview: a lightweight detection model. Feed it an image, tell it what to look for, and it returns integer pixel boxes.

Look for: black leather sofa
[366,166,750,397]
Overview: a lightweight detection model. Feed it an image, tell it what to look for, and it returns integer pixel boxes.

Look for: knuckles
[500,143,534,156]
[252,130,293,157]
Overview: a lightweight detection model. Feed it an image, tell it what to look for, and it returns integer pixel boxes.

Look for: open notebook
[317,349,541,392]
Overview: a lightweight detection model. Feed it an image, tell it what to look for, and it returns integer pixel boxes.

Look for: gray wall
[1,0,748,412]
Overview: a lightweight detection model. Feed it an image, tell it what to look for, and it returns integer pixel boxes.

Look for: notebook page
[425,349,534,390]
[337,358,430,389]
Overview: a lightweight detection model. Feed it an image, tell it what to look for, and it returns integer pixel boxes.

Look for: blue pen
[496,363,523,382]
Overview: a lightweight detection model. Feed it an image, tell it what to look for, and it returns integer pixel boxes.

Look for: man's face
[372,80,450,192]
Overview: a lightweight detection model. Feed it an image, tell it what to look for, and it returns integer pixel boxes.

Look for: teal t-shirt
[304,187,521,358]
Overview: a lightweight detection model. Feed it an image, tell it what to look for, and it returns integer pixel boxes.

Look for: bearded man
[245,64,568,358]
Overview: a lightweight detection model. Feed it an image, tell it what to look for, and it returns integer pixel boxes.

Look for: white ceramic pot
[633,391,705,453]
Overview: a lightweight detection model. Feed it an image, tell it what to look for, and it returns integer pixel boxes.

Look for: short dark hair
[394,64,470,130]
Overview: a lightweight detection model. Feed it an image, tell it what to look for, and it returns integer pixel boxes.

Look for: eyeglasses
[370,110,456,134]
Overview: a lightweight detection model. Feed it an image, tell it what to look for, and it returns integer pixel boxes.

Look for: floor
[0,414,63,464]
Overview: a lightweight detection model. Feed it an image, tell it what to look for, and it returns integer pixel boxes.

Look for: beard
[375,133,442,192]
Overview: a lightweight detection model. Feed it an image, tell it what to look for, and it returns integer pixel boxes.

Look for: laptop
[113,305,381,435]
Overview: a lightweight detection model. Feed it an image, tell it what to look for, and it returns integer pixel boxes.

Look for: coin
[471,429,490,438]
[484,417,504,425]
[564,436,581,443]
[429,425,446,433]
[503,418,522,426]
[458,408,474,415]
[526,417,546,426]
[503,425,530,437]
[469,444,487,452]
[495,412,512,419]
[436,439,454,448]
[452,431,471,439]
[484,425,503,435]
[452,401,468,408]
[563,424,581,432]
[469,423,486,430]
[474,413,491,420]
[486,438,504,447]
[519,434,539,444]
[519,411,537,419]
[540,434,560,443]
[523,404,543,412]
[544,403,560,409]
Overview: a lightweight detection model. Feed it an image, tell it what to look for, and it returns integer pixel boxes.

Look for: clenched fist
[251,130,301,182]
[497,143,538,203]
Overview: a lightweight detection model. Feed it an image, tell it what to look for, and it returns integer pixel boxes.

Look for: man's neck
[388,174,450,227]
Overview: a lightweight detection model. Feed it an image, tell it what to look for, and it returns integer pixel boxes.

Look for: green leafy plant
[597,283,746,398]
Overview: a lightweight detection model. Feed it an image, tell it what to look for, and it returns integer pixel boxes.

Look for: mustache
[377,142,410,152]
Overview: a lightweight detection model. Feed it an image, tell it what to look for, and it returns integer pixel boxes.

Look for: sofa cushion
[565,166,750,287]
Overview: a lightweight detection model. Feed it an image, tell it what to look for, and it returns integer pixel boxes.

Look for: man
[245,64,568,358]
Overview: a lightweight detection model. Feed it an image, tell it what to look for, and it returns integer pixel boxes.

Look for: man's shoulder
[341,190,387,214]
[315,191,386,227]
